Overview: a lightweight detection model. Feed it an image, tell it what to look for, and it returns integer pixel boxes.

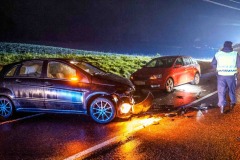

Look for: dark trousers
[217,75,237,107]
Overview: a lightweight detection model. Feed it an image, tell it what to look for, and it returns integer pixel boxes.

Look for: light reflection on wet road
[152,72,217,110]
[0,72,219,159]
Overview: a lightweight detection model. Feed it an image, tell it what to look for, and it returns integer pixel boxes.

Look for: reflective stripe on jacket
[215,51,238,76]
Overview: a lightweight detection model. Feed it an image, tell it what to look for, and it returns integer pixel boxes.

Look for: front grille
[134,76,148,81]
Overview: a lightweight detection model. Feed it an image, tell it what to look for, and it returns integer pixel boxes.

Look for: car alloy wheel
[0,97,13,119]
[191,73,200,85]
[90,97,116,124]
[165,78,174,93]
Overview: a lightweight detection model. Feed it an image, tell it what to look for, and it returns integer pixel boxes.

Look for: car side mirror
[141,61,148,67]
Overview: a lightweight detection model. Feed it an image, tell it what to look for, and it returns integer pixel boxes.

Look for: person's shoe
[220,106,224,114]
[230,103,236,111]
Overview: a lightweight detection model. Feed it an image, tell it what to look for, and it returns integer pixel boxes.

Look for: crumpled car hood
[92,73,134,88]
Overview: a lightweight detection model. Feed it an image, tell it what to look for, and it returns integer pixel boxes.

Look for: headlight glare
[149,74,162,80]
[120,103,132,114]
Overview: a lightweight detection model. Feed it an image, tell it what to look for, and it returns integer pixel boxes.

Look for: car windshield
[71,61,106,75]
[145,57,176,68]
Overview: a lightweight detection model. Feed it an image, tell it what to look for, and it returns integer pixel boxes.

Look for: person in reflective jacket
[211,41,240,113]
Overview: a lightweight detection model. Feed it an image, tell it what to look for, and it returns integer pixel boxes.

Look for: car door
[4,60,45,109]
[44,61,89,111]
[183,57,195,82]
[172,57,188,85]
[188,57,199,81]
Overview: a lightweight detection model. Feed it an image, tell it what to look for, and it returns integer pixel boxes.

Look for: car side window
[18,61,43,77]
[175,58,184,66]
[5,65,18,77]
[47,62,77,80]
[183,57,191,66]
[189,57,196,64]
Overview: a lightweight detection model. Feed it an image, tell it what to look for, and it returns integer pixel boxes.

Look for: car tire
[0,97,14,120]
[165,78,174,93]
[90,97,116,124]
[191,73,200,85]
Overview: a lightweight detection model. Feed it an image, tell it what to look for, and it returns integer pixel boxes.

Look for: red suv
[130,56,201,92]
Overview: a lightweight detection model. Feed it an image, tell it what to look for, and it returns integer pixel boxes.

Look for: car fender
[85,92,116,110]
[0,87,14,99]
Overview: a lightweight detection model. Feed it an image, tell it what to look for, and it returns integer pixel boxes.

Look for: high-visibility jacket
[215,51,238,76]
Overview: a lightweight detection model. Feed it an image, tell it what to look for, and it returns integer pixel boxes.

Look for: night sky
[0,0,240,58]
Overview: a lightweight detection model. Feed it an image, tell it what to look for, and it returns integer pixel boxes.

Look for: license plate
[134,81,145,85]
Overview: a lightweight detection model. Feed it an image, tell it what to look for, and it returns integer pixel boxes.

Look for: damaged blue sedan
[0,59,153,124]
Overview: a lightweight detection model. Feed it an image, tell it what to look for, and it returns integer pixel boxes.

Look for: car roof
[0,58,86,77]
[1,58,83,71]
[20,58,73,62]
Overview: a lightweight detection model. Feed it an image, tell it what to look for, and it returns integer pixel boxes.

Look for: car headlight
[149,74,162,80]
[120,103,132,114]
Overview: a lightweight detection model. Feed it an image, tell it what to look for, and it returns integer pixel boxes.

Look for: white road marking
[65,135,121,160]
[64,117,161,160]
[0,113,44,125]
[65,90,218,160]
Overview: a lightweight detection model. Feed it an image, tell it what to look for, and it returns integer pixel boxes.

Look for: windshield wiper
[93,72,106,75]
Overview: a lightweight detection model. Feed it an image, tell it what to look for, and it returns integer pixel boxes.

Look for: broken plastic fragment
[197,110,204,117]
[165,113,177,117]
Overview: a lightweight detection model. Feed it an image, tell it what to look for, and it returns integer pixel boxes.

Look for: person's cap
[221,41,233,52]
[223,41,233,48]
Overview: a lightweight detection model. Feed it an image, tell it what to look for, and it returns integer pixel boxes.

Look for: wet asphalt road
[1,70,235,160]
[86,96,240,160]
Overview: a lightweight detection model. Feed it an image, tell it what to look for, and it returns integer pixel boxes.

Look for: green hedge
[0,42,157,77]
[0,52,152,78]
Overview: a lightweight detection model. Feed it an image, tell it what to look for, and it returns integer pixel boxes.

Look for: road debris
[152,104,175,112]
[164,113,177,117]
[152,120,160,125]
[197,110,204,117]
[193,103,208,110]
[237,137,240,142]
[196,91,202,99]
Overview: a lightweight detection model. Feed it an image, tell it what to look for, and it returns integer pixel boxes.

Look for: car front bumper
[116,92,154,118]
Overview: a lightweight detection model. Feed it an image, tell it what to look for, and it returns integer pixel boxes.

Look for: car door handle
[44,81,53,86]
[15,79,21,83]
